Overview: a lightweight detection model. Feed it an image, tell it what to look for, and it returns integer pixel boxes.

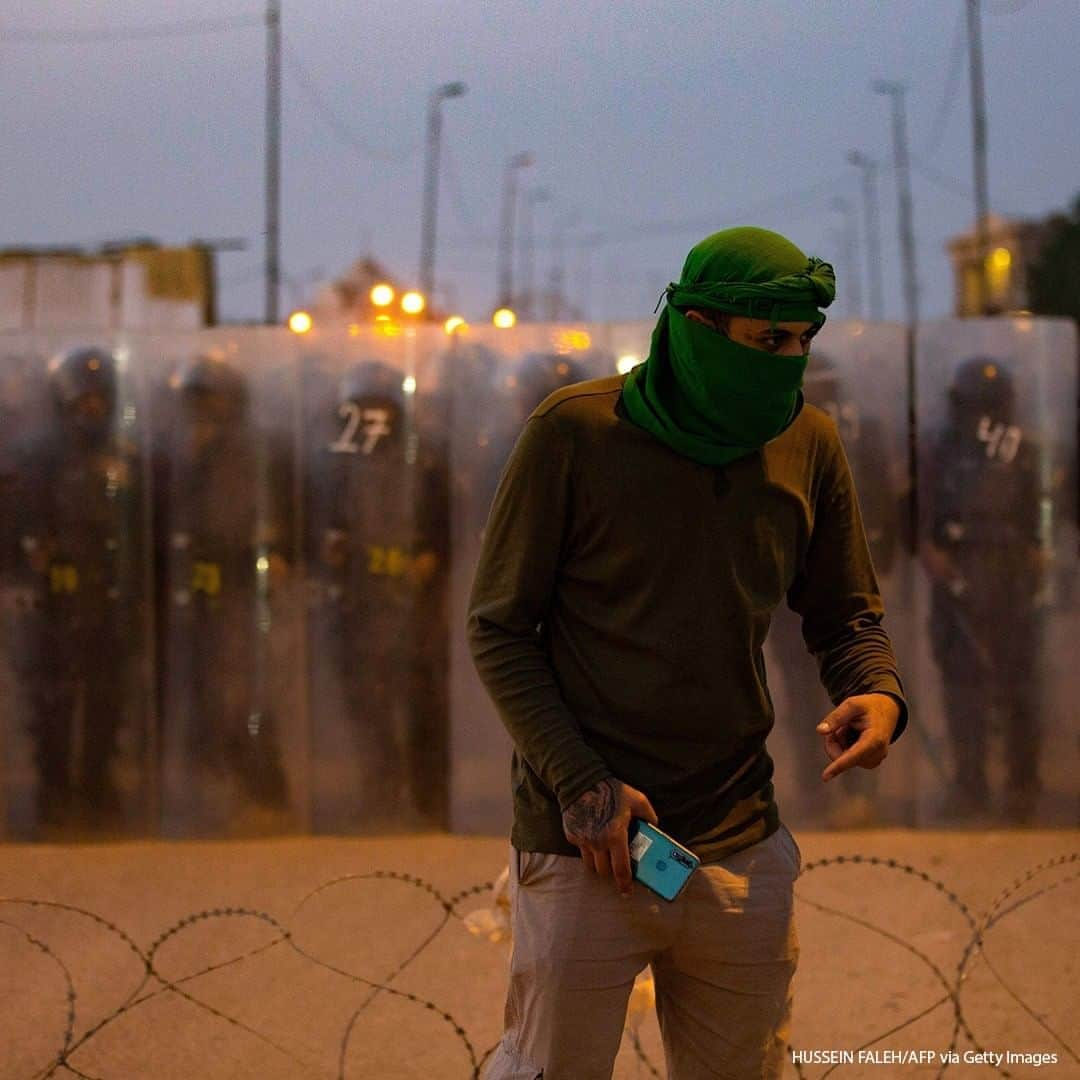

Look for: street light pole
[874,79,920,551]
[418,81,467,305]
[830,196,862,319]
[966,0,991,313]
[494,152,533,312]
[874,81,919,328]
[265,0,282,325]
[847,150,885,321]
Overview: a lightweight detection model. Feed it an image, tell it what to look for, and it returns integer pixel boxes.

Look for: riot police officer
[768,351,901,826]
[7,346,145,831]
[921,357,1045,823]
[154,353,291,824]
[305,358,445,828]
[481,351,590,517]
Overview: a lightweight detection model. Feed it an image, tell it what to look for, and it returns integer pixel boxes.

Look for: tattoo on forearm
[563,778,619,842]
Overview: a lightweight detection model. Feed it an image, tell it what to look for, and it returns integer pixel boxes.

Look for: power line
[441,139,487,245]
[443,173,854,251]
[919,4,969,159]
[281,40,418,164]
[910,155,974,200]
[0,14,263,44]
[985,0,1039,12]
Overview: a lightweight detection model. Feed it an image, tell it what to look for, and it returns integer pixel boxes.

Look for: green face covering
[621,226,836,467]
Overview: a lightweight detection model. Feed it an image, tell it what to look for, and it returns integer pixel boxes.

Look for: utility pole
[830,196,862,319]
[418,82,467,304]
[494,152,532,312]
[265,0,281,325]
[875,79,920,551]
[847,150,885,320]
[967,0,991,313]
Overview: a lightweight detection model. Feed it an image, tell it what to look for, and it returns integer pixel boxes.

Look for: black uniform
[768,353,901,825]
[922,357,1044,822]
[6,347,146,830]
[305,358,446,827]
[153,354,291,824]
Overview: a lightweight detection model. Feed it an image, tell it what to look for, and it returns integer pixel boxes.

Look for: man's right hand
[561,778,659,896]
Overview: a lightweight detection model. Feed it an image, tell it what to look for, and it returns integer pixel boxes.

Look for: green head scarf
[621,226,836,466]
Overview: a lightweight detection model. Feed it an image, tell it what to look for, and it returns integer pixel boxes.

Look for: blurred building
[946,212,1050,316]
[0,240,218,332]
[308,255,446,325]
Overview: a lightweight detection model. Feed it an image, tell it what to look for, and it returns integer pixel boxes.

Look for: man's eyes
[756,332,817,350]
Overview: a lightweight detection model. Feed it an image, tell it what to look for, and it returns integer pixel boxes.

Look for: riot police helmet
[948,356,1015,425]
[507,351,589,416]
[48,346,118,438]
[337,359,407,452]
[338,359,405,409]
[173,352,247,410]
[171,353,249,451]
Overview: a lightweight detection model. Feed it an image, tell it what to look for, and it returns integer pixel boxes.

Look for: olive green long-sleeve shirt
[466,375,908,861]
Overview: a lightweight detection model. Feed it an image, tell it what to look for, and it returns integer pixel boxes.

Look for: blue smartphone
[628,819,700,901]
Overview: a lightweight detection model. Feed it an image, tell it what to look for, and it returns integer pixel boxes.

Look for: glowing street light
[370,283,395,308]
[401,290,426,315]
[288,310,313,334]
[444,315,467,334]
[419,81,468,302]
[493,307,517,329]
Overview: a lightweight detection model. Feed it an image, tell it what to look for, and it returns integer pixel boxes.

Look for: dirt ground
[0,829,1076,1080]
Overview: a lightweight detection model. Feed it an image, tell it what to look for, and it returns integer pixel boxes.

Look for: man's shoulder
[529,374,627,423]
[785,399,843,455]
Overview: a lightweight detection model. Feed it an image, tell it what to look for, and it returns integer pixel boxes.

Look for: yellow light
[374,318,402,338]
[370,283,395,307]
[616,354,641,375]
[555,328,591,352]
[985,246,1012,298]
[401,290,426,315]
[402,375,417,395]
[493,307,517,329]
[256,556,269,574]
[288,310,313,334]
[444,315,466,335]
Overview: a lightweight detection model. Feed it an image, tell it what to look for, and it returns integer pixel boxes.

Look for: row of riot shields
[1,317,1077,839]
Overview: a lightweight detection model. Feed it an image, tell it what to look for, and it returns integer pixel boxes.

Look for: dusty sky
[1,0,1076,325]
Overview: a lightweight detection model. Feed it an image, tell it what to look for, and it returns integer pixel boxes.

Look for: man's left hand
[815,694,900,783]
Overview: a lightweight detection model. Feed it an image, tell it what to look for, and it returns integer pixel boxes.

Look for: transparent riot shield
[915,317,1078,827]
[446,322,614,832]
[761,321,917,829]
[0,334,155,838]
[301,324,449,833]
[146,330,306,837]
[606,320,655,380]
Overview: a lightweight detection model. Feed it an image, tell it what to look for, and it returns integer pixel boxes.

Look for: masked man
[469,227,908,1079]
